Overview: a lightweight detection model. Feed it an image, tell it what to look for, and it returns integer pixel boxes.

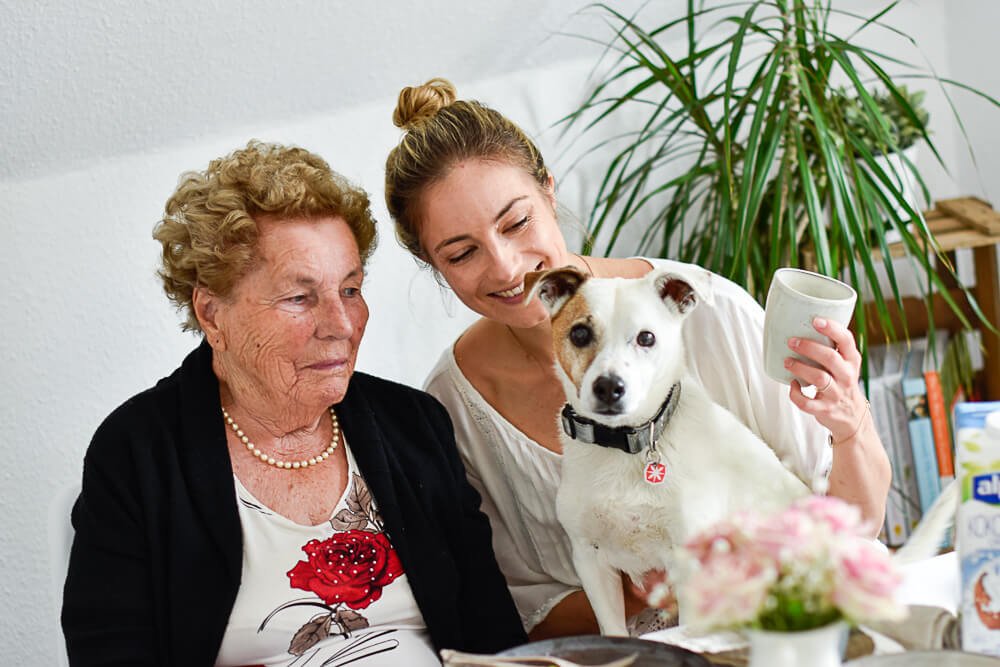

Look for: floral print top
[215,438,439,666]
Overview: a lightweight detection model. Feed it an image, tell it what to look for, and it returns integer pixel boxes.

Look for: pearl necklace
[222,406,339,470]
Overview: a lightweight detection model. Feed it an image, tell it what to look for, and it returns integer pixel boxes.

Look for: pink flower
[684,513,758,565]
[681,548,777,630]
[753,503,828,562]
[831,539,906,623]
[797,494,864,535]
[676,495,903,631]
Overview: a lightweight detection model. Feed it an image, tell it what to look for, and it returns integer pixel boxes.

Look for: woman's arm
[784,318,892,534]
[62,424,158,666]
[528,591,600,640]
[527,576,650,640]
[668,267,887,531]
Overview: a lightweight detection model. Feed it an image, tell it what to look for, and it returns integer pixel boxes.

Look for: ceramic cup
[762,268,857,385]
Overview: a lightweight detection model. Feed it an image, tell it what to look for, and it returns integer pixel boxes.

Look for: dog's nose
[593,374,626,405]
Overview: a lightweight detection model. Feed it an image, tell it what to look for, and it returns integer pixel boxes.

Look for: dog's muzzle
[561,382,681,454]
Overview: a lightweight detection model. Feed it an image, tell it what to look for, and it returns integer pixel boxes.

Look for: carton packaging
[955,407,1000,655]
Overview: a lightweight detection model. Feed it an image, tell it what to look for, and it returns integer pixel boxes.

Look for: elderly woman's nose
[316,296,354,338]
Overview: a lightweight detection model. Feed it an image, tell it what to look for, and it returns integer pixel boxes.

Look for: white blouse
[424,257,832,631]
[215,438,439,667]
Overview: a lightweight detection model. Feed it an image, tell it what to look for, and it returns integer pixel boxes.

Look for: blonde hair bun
[392,78,457,130]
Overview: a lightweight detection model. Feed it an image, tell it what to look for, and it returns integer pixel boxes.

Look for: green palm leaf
[561,0,1000,355]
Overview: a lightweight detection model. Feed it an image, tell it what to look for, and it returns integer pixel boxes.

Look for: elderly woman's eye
[286,294,308,305]
[637,331,655,347]
[569,324,593,348]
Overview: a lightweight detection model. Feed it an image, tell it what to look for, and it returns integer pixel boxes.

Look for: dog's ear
[653,269,713,315]
[524,267,587,316]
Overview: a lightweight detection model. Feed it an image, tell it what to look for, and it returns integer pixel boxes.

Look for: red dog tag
[644,461,667,485]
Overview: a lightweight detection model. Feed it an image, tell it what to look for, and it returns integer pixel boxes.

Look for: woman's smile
[491,282,525,301]
[487,260,547,304]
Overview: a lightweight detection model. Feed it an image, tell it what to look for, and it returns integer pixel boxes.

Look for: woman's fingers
[784,353,836,391]
[784,317,860,390]
[784,315,870,440]
[813,317,861,367]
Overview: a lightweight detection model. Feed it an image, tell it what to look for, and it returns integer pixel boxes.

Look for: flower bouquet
[679,495,906,633]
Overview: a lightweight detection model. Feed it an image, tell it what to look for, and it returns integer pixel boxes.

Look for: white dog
[523,265,812,636]
[524,265,959,637]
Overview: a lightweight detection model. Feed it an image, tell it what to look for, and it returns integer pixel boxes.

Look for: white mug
[762,268,857,385]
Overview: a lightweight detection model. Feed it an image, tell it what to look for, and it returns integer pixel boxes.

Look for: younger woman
[383,78,890,639]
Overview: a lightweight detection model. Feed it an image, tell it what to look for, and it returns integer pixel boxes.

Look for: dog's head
[525,265,712,427]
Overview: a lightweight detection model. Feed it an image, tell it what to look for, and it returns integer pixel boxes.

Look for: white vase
[745,621,847,667]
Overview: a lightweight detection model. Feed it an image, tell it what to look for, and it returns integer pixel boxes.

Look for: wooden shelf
[862,197,1000,400]
[871,197,1000,259]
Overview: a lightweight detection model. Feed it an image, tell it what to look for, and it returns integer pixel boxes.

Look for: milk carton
[956,407,1000,655]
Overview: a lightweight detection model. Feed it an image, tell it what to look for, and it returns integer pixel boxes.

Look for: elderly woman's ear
[193,286,225,350]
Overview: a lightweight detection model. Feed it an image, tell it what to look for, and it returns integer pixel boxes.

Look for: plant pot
[744,621,848,667]
[870,144,921,242]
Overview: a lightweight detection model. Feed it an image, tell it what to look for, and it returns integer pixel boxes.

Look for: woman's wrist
[829,398,871,447]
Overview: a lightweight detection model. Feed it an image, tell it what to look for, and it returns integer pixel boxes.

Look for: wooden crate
[871,196,1000,260]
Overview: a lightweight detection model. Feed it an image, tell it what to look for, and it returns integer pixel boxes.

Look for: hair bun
[392,78,457,130]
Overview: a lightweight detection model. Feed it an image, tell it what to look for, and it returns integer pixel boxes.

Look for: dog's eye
[637,331,656,347]
[569,324,593,347]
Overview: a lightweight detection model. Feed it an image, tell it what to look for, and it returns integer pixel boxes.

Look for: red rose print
[287,530,404,610]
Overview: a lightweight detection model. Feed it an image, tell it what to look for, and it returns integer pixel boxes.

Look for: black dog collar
[560,382,681,454]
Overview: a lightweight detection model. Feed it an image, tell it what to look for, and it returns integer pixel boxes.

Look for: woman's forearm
[528,591,600,640]
[826,413,892,536]
[527,577,648,640]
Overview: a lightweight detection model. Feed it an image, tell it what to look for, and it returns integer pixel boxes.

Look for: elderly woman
[61,140,527,666]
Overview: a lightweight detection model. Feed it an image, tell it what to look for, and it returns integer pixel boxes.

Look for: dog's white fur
[524,265,960,636]
[524,266,812,636]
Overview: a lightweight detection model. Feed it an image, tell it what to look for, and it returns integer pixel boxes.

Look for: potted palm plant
[842,85,929,155]
[842,85,928,225]
[561,0,997,346]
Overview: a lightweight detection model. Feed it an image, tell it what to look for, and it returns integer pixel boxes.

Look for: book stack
[868,330,975,547]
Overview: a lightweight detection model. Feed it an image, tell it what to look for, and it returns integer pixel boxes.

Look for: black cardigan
[62,341,527,665]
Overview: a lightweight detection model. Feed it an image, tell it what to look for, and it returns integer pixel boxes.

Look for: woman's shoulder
[85,358,193,469]
[450,319,511,391]
[631,256,764,317]
[424,341,462,399]
[589,255,651,279]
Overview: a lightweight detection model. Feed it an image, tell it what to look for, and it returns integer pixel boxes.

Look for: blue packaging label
[973,473,1000,505]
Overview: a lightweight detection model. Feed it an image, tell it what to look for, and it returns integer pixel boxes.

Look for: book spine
[924,369,955,482]
[902,375,942,513]
[869,378,909,546]
[885,374,920,531]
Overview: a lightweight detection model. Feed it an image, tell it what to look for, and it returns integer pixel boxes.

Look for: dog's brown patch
[526,267,587,316]
[551,290,600,390]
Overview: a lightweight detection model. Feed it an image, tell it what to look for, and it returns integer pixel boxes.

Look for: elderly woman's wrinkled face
[212,216,368,411]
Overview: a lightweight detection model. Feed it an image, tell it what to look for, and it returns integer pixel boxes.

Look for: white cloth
[216,439,438,667]
[424,257,832,631]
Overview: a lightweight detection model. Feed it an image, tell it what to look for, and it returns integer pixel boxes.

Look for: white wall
[2,2,999,665]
